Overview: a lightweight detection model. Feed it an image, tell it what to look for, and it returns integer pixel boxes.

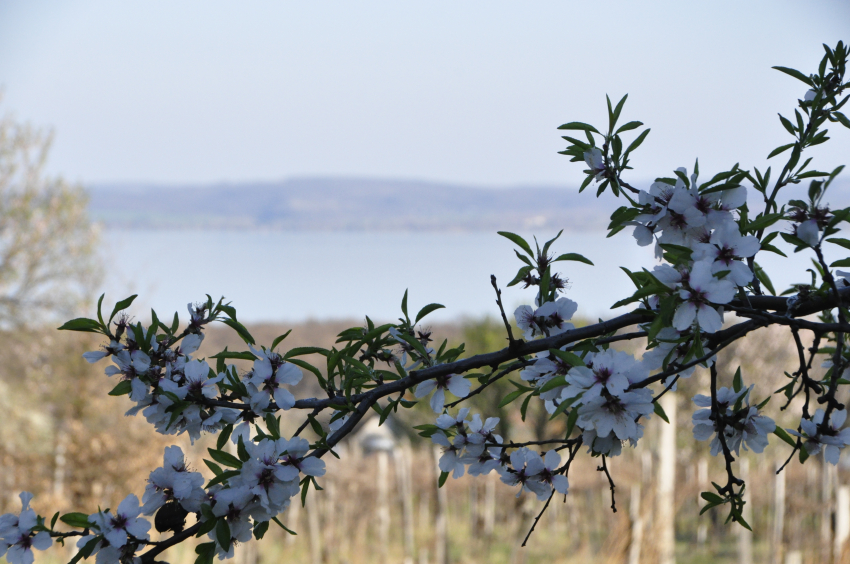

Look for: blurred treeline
[4,316,850,564]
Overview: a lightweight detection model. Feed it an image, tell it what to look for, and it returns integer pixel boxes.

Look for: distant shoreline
[87,176,611,232]
[88,175,849,232]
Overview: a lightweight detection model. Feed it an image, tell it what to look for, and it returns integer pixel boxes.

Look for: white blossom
[577,389,654,443]
[141,446,206,515]
[692,386,774,456]
[691,223,760,287]
[583,147,605,181]
[414,374,471,413]
[790,408,850,464]
[672,260,736,333]
[244,346,302,412]
[514,297,577,340]
[0,493,52,564]
[796,218,821,247]
[89,494,151,550]
[431,432,465,478]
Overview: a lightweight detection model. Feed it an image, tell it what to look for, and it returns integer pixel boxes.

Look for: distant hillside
[87,177,612,231]
[88,176,850,232]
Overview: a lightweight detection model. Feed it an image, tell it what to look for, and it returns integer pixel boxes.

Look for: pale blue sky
[0,1,848,188]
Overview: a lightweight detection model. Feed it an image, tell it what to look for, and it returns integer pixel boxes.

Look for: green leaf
[203,459,223,476]
[265,414,282,439]
[271,330,292,351]
[732,367,743,393]
[827,238,850,251]
[700,502,722,516]
[60,512,92,528]
[237,436,250,462]
[701,492,724,504]
[520,393,533,421]
[548,348,586,367]
[217,425,233,450]
[759,243,787,258]
[57,317,103,334]
[773,425,797,448]
[552,253,594,266]
[195,519,217,538]
[205,470,241,489]
[308,415,326,437]
[301,477,310,506]
[284,347,329,359]
[538,375,567,393]
[564,407,580,437]
[220,318,256,346]
[557,122,600,134]
[286,358,326,388]
[507,265,534,287]
[498,389,525,408]
[772,66,813,86]
[768,142,796,159]
[109,295,138,323]
[653,401,670,424]
[216,518,232,553]
[70,535,102,564]
[438,471,450,488]
[539,267,551,303]
[413,424,441,438]
[753,263,776,296]
[253,521,270,540]
[272,516,297,535]
[611,285,666,309]
[498,231,534,257]
[830,258,850,268]
[745,212,784,233]
[625,128,650,155]
[217,304,237,321]
[615,121,643,134]
[611,94,628,131]
[401,289,409,320]
[107,380,133,396]
[415,303,446,324]
[207,448,243,469]
[96,293,106,328]
[208,350,259,361]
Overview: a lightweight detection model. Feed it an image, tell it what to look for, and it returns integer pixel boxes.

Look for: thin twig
[598,456,617,512]
[491,275,519,348]
[521,490,555,547]
[521,439,582,546]
[444,360,529,409]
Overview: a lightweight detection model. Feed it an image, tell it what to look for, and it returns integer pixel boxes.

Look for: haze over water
[102,228,838,325]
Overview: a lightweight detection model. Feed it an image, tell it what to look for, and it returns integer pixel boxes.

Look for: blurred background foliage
[0,102,848,564]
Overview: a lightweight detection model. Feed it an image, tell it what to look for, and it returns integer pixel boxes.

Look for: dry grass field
[1,318,847,564]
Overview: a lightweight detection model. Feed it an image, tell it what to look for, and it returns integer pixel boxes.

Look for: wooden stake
[657,392,677,564]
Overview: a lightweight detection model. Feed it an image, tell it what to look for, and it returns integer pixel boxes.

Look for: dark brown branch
[140,523,202,564]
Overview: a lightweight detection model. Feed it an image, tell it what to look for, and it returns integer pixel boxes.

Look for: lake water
[101,229,843,325]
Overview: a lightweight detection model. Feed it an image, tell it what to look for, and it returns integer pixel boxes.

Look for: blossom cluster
[632,169,756,334]
[77,495,151,564]
[84,306,303,447]
[691,386,775,456]
[428,408,569,501]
